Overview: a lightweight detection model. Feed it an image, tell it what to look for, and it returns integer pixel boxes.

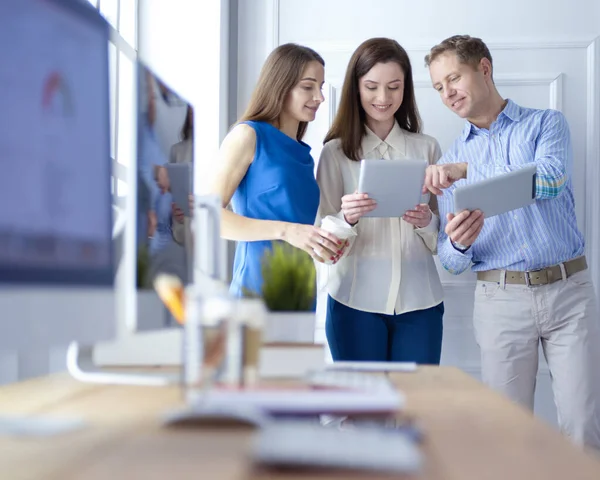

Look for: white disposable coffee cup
[319,216,357,264]
[320,216,357,240]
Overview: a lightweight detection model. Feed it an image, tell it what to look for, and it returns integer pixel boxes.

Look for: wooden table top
[1,366,599,480]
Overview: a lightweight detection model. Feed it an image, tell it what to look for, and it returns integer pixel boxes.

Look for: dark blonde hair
[424,35,493,73]
[238,43,324,141]
[324,38,421,162]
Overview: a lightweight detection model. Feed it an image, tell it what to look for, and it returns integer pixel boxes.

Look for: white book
[259,343,326,379]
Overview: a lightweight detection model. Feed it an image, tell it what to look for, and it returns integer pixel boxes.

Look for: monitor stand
[66,342,179,386]
[67,195,225,388]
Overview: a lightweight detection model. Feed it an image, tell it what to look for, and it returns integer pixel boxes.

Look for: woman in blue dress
[209,43,346,297]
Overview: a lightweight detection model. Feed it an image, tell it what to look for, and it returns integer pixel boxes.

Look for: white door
[237,0,600,426]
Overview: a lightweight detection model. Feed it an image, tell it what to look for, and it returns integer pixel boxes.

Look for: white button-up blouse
[316,122,444,315]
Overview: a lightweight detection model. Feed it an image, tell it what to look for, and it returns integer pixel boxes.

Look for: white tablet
[453,163,537,218]
[165,163,192,216]
[357,159,428,218]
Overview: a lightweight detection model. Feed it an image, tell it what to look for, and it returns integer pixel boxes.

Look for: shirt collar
[460,122,475,142]
[362,121,406,156]
[499,98,522,122]
[460,98,523,142]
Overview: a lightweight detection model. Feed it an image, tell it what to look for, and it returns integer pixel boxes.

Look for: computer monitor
[0,0,115,351]
[135,62,195,331]
[89,57,224,380]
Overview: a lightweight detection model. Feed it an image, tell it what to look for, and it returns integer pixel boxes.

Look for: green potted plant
[250,241,318,342]
[136,243,153,289]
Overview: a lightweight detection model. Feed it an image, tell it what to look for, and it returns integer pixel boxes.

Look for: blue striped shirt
[437,99,584,275]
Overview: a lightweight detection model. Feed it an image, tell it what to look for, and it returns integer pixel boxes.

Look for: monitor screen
[136,61,194,329]
[0,0,112,285]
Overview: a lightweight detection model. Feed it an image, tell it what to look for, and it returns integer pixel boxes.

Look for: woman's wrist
[276,221,292,241]
[343,213,358,226]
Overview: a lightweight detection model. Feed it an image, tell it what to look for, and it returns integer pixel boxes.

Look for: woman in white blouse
[170,105,193,246]
[316,37,444,363]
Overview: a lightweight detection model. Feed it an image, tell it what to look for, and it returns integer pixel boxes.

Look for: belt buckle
[524,269,543,287]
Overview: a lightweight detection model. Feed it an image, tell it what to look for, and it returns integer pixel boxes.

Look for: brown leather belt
[476,256,587,286]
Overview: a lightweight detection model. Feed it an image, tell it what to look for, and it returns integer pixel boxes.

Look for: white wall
[236,0,600,428]
[137,0,230,192]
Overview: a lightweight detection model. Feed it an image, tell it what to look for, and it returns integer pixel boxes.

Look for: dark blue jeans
[326,296,444,364]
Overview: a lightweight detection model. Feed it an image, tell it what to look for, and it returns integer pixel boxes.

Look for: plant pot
[263,311,316,343]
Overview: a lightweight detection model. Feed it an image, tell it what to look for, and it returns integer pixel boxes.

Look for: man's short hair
[424,35,493,72]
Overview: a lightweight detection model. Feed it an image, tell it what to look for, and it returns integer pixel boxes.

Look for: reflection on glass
[117,51,134,168]
[136,62,194,332]
[108,42,117,158]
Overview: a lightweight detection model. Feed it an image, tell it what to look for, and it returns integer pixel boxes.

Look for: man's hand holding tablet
[444,209,484,252]
[422,162,538,252]
[422,162,483,252]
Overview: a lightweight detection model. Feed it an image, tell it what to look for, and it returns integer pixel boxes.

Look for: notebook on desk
[325,361,417,373]
[188,386,404,417]
[186,370,403,417]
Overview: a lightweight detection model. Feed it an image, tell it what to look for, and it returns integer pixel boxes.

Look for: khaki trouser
[473,268,600,449]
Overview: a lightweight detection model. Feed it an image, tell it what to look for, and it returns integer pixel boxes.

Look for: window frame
[87,0,137,202]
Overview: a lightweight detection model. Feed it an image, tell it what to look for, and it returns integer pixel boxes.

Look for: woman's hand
[341,192,377,225]
[156,166,170,193]
[402,203,432,228]
[188,194,194,218]
[284,223,347,263]
[171,203,184,224]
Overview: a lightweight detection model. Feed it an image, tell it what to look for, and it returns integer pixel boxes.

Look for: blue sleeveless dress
[229,121,320,297]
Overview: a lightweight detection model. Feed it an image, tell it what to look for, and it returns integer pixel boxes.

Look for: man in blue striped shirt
[424,35,600,450]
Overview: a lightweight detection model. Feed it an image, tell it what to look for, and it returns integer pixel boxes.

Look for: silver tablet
[165,163,193,216]
[453,163,537,218]
[357,159,428,218]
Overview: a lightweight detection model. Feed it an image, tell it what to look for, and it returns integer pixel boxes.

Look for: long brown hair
[180,105,193,141]
[325,38,422,161]
[238,43,324,141]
